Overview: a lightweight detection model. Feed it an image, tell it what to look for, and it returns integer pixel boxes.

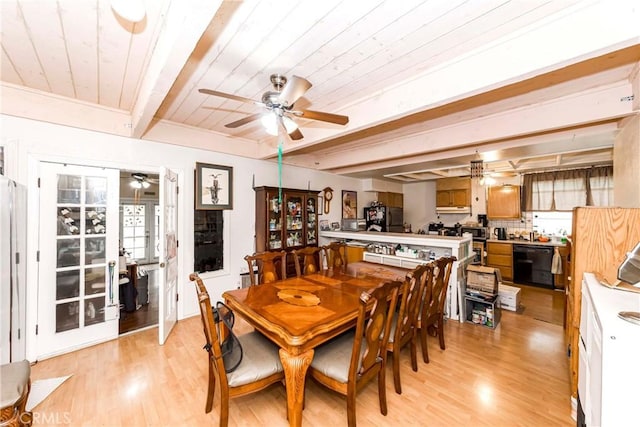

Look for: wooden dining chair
[190,273,285,427]
[323,241,348,272]
[308,280,402,427]
[385,263,430,394]
[419,256,456,363]
[244,250,287,285]
[292,246,323,276]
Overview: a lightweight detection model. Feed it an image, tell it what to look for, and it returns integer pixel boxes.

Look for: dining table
[222,269,394,427]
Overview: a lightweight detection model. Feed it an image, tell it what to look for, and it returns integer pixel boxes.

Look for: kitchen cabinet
[486,241,512,281]
[345,245,365,263]
[254,186,320,255]
[487,185,521,219]
[376,191,403,208]
[436,177,470,209]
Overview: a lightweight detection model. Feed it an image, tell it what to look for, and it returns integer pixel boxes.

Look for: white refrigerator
[0,175,27,363]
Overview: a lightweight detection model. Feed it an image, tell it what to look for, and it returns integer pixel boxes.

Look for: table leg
[279,348,314,427]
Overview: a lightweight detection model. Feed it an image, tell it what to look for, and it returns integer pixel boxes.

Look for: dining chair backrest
[352,280,401,383]
[189,273,285,427]
[386,263,430,394]
[419,256,456,363]
[323,241,348,272]
[292,246,323,276]
[244,251,287,285]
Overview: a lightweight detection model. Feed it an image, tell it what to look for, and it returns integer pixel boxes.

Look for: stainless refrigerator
[363,205,403,232]
[0,176,27,363]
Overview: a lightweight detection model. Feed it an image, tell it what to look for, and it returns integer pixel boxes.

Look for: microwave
[460,226,488,241]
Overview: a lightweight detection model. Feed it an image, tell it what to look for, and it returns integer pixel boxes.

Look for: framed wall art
[342,190,357,219]
[195,162,233,210]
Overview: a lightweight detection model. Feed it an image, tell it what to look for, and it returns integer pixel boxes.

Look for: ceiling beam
[131,0,223,138]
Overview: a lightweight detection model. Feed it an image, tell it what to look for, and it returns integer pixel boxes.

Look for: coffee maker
[477,214,488,227]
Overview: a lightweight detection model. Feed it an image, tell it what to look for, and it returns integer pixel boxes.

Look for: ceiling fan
[128,172,158,189]
[198,74,349,140]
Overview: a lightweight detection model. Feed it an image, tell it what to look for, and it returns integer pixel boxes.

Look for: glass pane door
[268,193,282,250]
[285,195,303,248]
[38,163,119,358]
[306,196,317,245]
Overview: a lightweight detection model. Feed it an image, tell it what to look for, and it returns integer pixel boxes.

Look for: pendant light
[111,0,146,23]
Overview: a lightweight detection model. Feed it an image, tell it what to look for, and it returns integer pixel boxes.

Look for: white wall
[1,114,364,352]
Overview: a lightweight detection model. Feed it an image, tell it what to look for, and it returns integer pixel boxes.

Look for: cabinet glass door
[285,194,303,248]
[267,193,282,249]
[306,196,317,245]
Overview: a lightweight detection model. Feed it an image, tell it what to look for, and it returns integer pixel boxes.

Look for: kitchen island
[319,230,474,322]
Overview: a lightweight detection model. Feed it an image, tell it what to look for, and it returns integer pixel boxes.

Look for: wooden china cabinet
[254,186,320,275]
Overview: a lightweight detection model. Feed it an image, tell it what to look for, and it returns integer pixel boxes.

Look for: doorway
[118,171,160,334]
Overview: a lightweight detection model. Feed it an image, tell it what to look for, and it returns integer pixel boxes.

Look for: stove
[427,222,461,236]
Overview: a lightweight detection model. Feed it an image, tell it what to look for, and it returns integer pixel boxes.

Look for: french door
[37,163,120,358]
[159,167,178,344]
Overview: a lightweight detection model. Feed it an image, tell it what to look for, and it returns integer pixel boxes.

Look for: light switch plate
[104,304,120,321]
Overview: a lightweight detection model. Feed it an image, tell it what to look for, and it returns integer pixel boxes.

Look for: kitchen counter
[486,238,567,248]
[319,229,474,323]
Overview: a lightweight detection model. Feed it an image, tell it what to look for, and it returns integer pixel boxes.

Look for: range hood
[436,206,471,214]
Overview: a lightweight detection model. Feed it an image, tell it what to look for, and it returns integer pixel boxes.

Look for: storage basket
[466,265,499,296]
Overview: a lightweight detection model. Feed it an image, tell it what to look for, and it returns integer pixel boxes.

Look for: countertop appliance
[364,205,403,232]
[341,218,366,232]
[494,227,507,240]
[618,241,640,285]
[440,223,462,236]
[427,222,444,235]
[461,226,488,265]
[513,244,554,288]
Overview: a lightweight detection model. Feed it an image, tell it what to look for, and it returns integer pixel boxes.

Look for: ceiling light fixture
[470,151,484,179]
[261,112,298,136]
[130,172,151,189]
[111,0,146,23]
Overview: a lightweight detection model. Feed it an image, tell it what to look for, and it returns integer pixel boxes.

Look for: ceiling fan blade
[288,128,304,140]
[276,116,304,141]
[225,113,263,128]
[198,88,265,107]
[278,75,312,107]
[292,109,349,125]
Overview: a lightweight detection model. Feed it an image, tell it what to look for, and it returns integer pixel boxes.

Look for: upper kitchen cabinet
[436,177,471,213]
[487,185,521,219]
[376,192,403,208]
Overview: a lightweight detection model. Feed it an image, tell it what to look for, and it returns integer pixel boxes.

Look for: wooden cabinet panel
[487,185,521,219]
[486,241,513,281]
[376,191,403,208]
[436,177,471,208]
[346,246,364,263]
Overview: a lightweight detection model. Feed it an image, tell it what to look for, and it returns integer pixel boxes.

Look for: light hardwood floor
[30,286,573,426]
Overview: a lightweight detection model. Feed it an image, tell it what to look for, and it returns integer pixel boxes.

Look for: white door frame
[25,153,183,361]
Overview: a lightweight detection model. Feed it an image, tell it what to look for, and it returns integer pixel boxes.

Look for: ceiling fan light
[111,0,146,23]
[282,116,298,133]
[130,180,143,189]
[261,114,279,136]
[142,181,151,189]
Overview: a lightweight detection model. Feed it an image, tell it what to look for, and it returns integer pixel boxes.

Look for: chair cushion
[387,312,398,344]
[227,332,283,387]
[311,332,364,383]
[1,360,30,408]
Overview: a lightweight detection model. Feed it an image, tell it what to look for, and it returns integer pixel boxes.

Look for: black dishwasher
[512,244,555,288]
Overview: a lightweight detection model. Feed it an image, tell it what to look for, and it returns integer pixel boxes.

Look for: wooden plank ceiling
[1,0,639,182]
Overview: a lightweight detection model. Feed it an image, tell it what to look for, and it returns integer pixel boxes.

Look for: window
[194,210,223,273]
[120,201,160,264]
[523,166,613,211]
